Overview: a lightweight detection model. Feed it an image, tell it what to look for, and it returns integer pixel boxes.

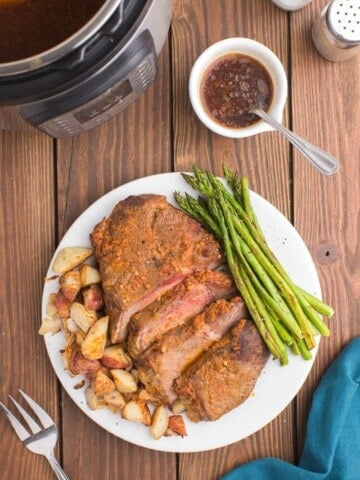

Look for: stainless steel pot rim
[0,0,122,77]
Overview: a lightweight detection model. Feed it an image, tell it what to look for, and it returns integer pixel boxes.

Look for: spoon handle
[252,108,339,176]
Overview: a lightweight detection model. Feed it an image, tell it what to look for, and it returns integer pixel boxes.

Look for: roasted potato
[170,398,187,414]
[59,270,82,302]
[69,347,100,376]
[45,295,58,317]
[111,369,138,393]
[103,390,126,412]
[52,246,94,274]
[66,317,79,333]
[138,388,158,404]
[62,333,77,370]
[92,369,116,395]
[79,264,101,287]
[81,316,109,360]
[70,302,97,333]
[85,386,106,410]
[101,345,132,370]
[83,285,104,311]
[150,405,169,440]
[122,400,151,426]
[168,415,187,437]
[52,291,72,319]
[38,315,62,335]
[75,330,86,346]
[39,293,63,335]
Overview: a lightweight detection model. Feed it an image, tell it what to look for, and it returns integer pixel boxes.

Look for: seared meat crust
[174,319,269,422]
[91,194,223,343]
[137,297,248,405]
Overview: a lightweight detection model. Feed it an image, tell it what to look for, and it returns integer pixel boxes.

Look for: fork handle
[48,452,70,480]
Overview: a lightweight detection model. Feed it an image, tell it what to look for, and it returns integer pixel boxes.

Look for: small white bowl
[189,37,288,138]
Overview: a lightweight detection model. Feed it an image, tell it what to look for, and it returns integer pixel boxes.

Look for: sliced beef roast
[137,297,248,405]
[127,270,235,357]
[91,194,223,343]
[174,319,269,422]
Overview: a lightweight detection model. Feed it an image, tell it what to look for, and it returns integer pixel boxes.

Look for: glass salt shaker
[270,0,312,11]
[312,0,360,61]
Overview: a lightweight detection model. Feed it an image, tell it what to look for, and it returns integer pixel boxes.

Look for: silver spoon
[251,106,339,176]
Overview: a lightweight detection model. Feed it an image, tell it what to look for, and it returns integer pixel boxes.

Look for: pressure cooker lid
[0,0,148,104]
[0,0,122,76]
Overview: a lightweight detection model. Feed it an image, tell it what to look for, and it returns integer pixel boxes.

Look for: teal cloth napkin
[221,337,360,480]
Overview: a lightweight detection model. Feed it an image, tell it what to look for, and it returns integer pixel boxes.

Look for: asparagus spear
[238,238,303,340]
[223,166,260,230]
[174,191,221,237]
[296,339,313,361]
[231,213,316,346]
[218,190,316,349]
[294,285,334,318]
[175,165,333,362]
[211,199,286,360]
[238,173,334,320]
[229,203,331,338]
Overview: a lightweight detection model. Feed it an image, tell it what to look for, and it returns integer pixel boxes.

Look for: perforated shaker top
[327,0,360,43]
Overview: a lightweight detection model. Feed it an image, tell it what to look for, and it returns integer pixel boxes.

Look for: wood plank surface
[0,131,57,480]
[291,1,360,455]
[0,1,359,479]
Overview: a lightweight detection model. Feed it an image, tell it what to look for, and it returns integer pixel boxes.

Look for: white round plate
[42,172,321,453]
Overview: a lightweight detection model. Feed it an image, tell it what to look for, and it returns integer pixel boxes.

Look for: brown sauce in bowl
[201,53,273,128]
[0,0,105,63]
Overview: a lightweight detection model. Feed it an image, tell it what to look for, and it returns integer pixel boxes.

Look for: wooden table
[1,1,359,479]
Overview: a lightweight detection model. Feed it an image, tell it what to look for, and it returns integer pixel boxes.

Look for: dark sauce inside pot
[201,53,273,128]
[0,0,105,63]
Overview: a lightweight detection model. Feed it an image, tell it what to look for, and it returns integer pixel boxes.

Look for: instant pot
[0,0,172,137]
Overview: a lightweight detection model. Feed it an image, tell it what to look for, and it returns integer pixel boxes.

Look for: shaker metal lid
[327,0,360,44]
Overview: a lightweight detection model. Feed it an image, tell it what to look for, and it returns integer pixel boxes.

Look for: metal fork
[0,389,70,480]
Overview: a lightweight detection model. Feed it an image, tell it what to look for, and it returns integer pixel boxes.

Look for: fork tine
[0,401,30,441]
[9,395,42,435]
[19,390,54,429]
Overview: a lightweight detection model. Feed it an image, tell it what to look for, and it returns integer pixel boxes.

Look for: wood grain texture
[291,0,360,456]
[1,1,359,479]
[0,131,57,480]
